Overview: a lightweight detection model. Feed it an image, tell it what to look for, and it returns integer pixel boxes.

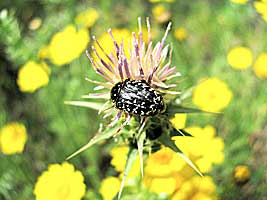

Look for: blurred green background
[0,0,267,199]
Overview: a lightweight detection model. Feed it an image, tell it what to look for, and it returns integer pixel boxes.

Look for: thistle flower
[66,17,203,198]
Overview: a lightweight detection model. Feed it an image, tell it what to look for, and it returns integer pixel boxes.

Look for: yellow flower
[110,146,140,178]
[146,177,177,195]
[0,122,27,155]
[17,61,50,93]
[254,0,267,21]
[28,17,42,30]
[34,162,86,200]
[234,165,251,183]
[99,176,120,200]
[149,0,175,3]
[48,25,89,66]
[170,113,187,130]
[145,147,185,177]
[38,46,50,59]
[193,78,233,112]
[152,4,171,24]
[93,29,131,63]
[253,53,267,78]
[230,0,249,4]
[171,176,217,200]
[173,125,224,173]
[174,27,187,41]
[75,8,98,28]
[227,46,253,69]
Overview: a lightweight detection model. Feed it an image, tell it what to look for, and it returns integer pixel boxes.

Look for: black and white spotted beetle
[111,79,165,116]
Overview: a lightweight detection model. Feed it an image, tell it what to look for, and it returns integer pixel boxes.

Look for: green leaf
[118,148,138,199]
[64,101,103,110]
[66,125,119,160]
[159,133,203,177]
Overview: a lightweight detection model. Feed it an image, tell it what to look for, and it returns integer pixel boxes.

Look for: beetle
[111,79,165,116]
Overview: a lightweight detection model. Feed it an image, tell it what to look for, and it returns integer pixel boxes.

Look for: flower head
[0,122,27,155]
[145,147,185,177]
[48,25,89,66]
[17,61,50,93]
[234,165,251,184]
[253,53,267,78]
[193,78,233,112]
[227,46,253,70]
[34,162,86,200]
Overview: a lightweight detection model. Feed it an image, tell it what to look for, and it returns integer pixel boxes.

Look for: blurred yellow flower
[254,0,267,21]
[234,165,251,183]
[253,53,267,78]
[0,122,27,155]
[171,176,217,200]
[94,29,131,63]
[145,147,185,177]
[38,46,50,59]
[75,8,98,28]
[17,61,50,93]
[110,146,140,178]
[227,46,253,69]
[48,25,89,66]
[152,4,171,24]
[28,17,42,30]
[147,177,177,195]
[150,0,175,3]
[34,162,86,200]
[170,113,187,130]
[173,125,224,173]
[99,176,120,200]
[193,78,233,112]
[230,0,249,4]
[174,27,187,41]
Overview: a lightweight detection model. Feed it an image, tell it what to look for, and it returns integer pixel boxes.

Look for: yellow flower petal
[149,177,176,195]
[99,177,120,200]
[170,113,187,130]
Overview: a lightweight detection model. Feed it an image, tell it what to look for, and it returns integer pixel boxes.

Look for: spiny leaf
[159,133,203,177]
[64,101,103,110]
[118,148,138,199]
[170,128,193,137]
[167,105,219,115]
[137,131,146,177]
[66,125,119,160]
